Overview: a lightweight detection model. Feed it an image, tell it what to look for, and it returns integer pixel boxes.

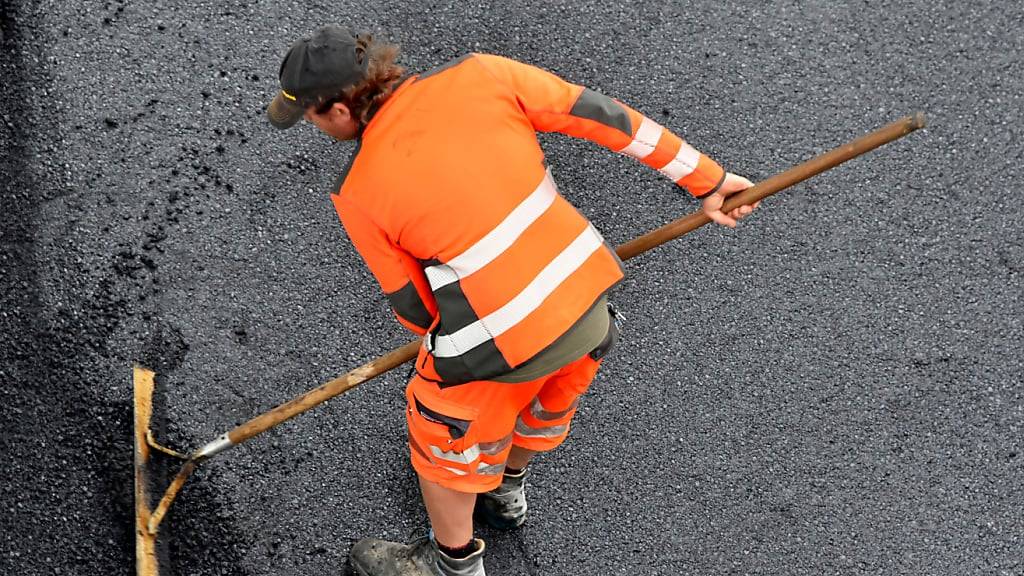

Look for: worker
[267,25,759,576]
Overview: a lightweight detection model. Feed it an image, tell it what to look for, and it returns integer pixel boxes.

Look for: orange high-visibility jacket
[331,53,725,384]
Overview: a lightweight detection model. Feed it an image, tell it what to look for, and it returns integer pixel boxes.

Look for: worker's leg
[348,442,495,576]
[505,446,537,470]
[418,475,475,548]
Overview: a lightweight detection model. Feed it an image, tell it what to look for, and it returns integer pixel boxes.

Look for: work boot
[475,467,527,530]
[348,533,486,576]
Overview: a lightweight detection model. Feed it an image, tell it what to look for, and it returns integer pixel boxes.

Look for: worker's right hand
[702,172,759,228]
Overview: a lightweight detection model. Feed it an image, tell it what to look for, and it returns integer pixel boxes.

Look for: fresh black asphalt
[1,1,1021,574]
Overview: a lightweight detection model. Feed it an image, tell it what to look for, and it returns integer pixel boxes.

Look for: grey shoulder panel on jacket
[569,88,633,137]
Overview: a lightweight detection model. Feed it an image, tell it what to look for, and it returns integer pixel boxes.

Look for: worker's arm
[473,53,758,225]
[332,194,437,335]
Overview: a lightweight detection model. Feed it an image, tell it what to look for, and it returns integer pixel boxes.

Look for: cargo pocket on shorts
[407,389,481,477]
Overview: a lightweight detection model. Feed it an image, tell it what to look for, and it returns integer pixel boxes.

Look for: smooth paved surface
[2,1,1021,574]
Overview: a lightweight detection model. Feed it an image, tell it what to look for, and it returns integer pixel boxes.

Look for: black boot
[475,467,527,530]
[349,533,486,576]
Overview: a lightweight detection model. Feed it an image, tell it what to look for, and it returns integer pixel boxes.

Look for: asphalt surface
[1,0,1022,574]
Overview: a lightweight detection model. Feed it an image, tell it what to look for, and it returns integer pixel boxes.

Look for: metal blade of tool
[134,366,161,575]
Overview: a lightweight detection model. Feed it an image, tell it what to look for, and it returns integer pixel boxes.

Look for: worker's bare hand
[702,172,760,228]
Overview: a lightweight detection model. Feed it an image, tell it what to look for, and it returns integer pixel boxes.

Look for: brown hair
[317,34,405,127]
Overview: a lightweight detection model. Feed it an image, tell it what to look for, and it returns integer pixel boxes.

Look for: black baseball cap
[267,26,369,129]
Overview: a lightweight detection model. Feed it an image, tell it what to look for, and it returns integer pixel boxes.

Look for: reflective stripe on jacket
[331,53,725,383]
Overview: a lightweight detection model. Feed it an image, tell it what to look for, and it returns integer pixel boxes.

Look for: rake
[134,113,926,575]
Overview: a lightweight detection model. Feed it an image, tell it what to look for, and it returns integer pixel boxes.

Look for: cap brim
[267,92,306,129]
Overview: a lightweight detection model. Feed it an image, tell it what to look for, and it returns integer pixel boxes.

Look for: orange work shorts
[405,353,602,493]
